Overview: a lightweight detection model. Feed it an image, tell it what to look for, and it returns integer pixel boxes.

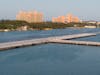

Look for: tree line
[0,20,97,30]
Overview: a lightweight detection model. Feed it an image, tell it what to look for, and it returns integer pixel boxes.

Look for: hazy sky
[0,0,100,21]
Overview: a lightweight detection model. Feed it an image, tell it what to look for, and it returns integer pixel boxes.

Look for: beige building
[16,11,43,23]
[52,13,80,23]
[66,14,73,23]
[52,16,66,23]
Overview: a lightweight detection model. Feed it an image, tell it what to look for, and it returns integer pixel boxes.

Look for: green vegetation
[29,22,73,30]
[0,20,28,29]
[0,20,98,31]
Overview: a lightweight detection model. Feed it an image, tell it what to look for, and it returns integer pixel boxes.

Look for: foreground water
[0,28,100,75]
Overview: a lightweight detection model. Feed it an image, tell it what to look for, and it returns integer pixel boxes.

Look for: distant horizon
[0,0,100,21]
[0,19,100,22]
[0,12,100,22]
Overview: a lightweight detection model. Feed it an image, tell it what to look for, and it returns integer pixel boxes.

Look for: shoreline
[0,27,97,32]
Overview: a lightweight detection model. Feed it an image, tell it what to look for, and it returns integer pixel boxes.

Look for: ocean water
[0,28,99,43]
[0,28,100,75]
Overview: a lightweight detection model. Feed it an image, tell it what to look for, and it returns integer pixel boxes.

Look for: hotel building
[52,14,80,23]
[16,11,43,23]
[52,16,66,23]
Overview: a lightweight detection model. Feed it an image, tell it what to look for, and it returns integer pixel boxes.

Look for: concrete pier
[50,39,100,46]
[0,32,99,50]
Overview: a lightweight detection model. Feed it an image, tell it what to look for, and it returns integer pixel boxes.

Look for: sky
[0,0,100,21]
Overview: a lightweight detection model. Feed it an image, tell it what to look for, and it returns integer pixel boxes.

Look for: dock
[50,39,100,46]
[0,32,99,50]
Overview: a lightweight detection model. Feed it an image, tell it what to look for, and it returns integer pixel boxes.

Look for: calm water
[0,28,100,75]
[0,28,100,43]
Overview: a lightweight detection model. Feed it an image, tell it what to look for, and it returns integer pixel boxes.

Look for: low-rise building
[84,26,96,28]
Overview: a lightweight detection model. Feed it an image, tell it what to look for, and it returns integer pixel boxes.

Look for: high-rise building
[66,14,80,23]
[66,14,73,23]
[52,13,80,23]
[52,16,66,23]
[16,11,43,23]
